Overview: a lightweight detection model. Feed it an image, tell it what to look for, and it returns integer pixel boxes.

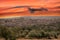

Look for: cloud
[55,6,60,8]
[13,6,29,8]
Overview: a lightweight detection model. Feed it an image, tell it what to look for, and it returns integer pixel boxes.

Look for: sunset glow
[0,0,60,18]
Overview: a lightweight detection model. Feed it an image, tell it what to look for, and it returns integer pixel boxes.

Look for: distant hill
[0,16,60,27]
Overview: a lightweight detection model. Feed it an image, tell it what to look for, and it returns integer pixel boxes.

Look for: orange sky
[0,0,60,7]
[0,0,60,18]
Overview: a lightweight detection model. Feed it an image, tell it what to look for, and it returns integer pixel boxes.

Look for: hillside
[0,16,60,40]
[0,16,60,27]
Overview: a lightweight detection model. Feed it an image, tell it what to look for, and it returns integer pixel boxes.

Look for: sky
[0,0,60,18]
[0,0,60,7]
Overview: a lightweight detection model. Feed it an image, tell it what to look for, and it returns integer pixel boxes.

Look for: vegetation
[0,16,60,40]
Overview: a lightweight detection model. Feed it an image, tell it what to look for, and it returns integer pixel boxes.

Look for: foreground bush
[0,26,21,40]
[0,22,60,40]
